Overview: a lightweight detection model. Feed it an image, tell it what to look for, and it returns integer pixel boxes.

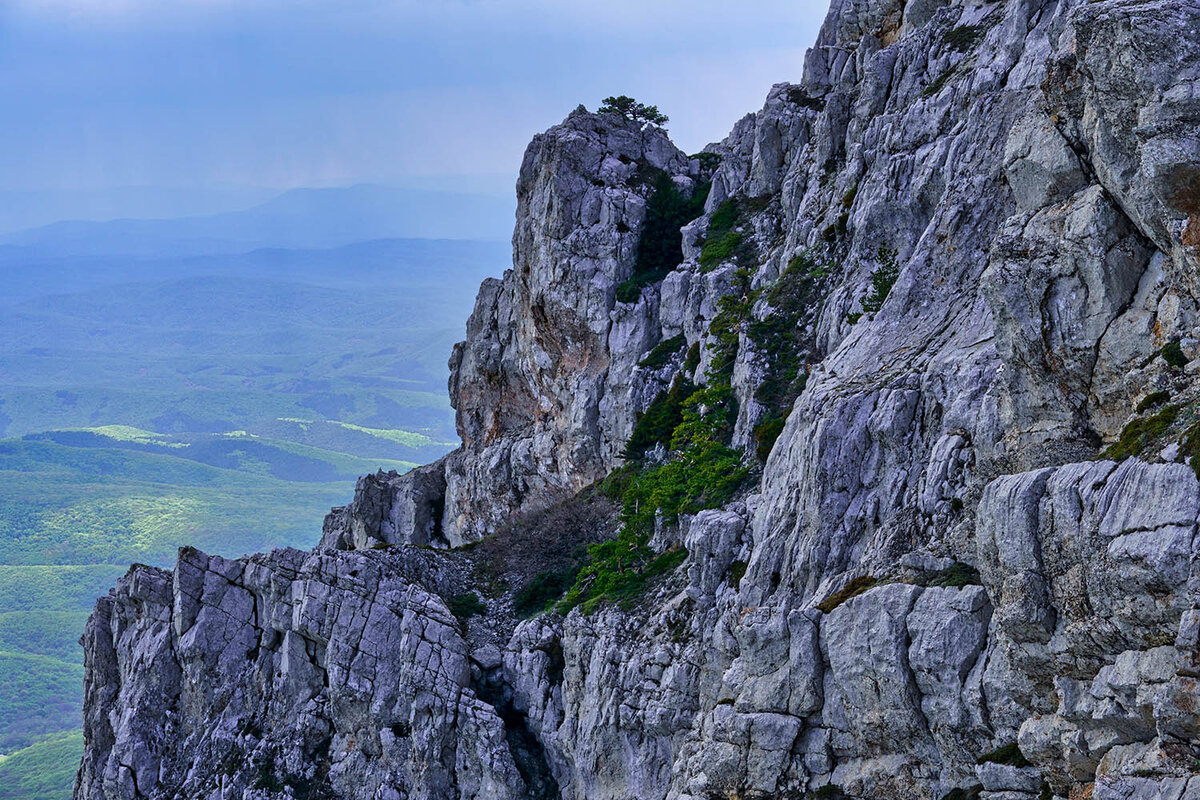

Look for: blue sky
[0,0,829,228]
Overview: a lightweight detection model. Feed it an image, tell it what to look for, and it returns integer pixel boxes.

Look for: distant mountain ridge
[0,184,515,259]
[0,236,509,306]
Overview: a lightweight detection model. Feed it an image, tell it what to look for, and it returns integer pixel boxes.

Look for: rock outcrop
[77,0,1200,798]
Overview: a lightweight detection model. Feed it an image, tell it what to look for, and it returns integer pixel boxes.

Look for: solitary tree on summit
[599,95,669,127]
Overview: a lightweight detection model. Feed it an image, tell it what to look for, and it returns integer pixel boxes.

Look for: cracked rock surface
[77,0,1200,798]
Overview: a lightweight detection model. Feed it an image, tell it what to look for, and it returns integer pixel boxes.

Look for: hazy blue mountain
[0,236,509,306]
[0,184,515,259]
[0,186,278,237]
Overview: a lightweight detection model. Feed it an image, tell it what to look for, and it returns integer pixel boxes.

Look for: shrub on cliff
[747,252,823,440]
[447,592,485,622]
[1162,340,1188,368]
[616,172,709,302]
[1104,404,1179,460]
[699,199,745,272]
[562,376,748,613]
[622,375,695,460]
[599,95,669,126]
[637,334,687,370]
[514,570,577,617]
[556,529,686,614]
[860,246,899,314]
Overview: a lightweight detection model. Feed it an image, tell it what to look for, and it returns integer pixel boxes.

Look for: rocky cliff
[76,0,1200,799]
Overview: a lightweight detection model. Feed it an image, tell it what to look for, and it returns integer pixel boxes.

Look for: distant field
[0,437,360,566]
[0,730,83,800]
[0,241,492,795]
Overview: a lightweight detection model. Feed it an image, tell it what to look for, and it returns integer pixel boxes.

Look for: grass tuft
[1136,390,1172,413]
[446,592,485,622]
[638,335,687,370]
[1162,340,1189,368]
[1103,405,1179,461]
[816,575,877,613]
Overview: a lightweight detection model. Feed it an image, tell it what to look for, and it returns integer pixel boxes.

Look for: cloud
[0,0,830,196]
[11,0,812,39]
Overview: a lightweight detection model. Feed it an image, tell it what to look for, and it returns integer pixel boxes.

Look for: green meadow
[0,241,496,796]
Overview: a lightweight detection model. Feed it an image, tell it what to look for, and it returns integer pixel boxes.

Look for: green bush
[816,575,877,613]
[638,335,687,369]
[708,291,757,378]
[619,441,748,534]
[556,528,687,614]
[638,173,709,276]
[598,95,669,126]
[619,281,648,307]
[514,570,578,618]
[569,232,774,614]
[747,254,824,416]
[727,560,748,590]
[861,247,900,314]
[622,377,695,460]
[926,562,981,588]
[754,416,786,461]
[920,66,957,98]
[785,87,825,110]
[566,374,748,613]
[617,172,710,302]
[668,384,738,449]
[699,198,746,272]
[944,24,985,52]
[1182,422,1200,481]
[699,231,744,272]
[1162,340,1188,368]
[446,592,485,621]
[1136,390,1172,413]
[709,197,739,231]
[1104,405,1179,461]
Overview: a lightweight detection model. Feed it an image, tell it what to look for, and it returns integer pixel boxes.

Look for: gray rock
[77,0,1200,797]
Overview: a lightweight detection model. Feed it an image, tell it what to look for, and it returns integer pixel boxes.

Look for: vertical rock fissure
[473,668,562,800]
[430,492,448,548]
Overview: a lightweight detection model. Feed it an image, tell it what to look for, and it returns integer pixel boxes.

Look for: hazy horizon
[0,0,831,232]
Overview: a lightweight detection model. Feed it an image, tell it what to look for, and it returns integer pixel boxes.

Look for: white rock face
[77,0,1200,798]
[78,547,542,800]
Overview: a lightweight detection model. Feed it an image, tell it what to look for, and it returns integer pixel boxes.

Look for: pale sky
[0,0,830,222]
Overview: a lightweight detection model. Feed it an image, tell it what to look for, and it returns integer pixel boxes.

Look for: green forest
[0,239,495,797]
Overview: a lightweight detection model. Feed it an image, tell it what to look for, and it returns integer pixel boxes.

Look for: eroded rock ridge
[77,0,1200,798]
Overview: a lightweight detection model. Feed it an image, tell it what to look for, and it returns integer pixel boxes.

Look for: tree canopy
[599,95,669,127]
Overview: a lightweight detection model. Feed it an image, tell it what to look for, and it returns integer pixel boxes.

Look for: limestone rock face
[79,0,1200,798]
[443,111,699,543]
[77,547,538,800]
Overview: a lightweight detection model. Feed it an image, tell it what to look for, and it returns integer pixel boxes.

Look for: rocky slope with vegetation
[75,0,1200,798]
